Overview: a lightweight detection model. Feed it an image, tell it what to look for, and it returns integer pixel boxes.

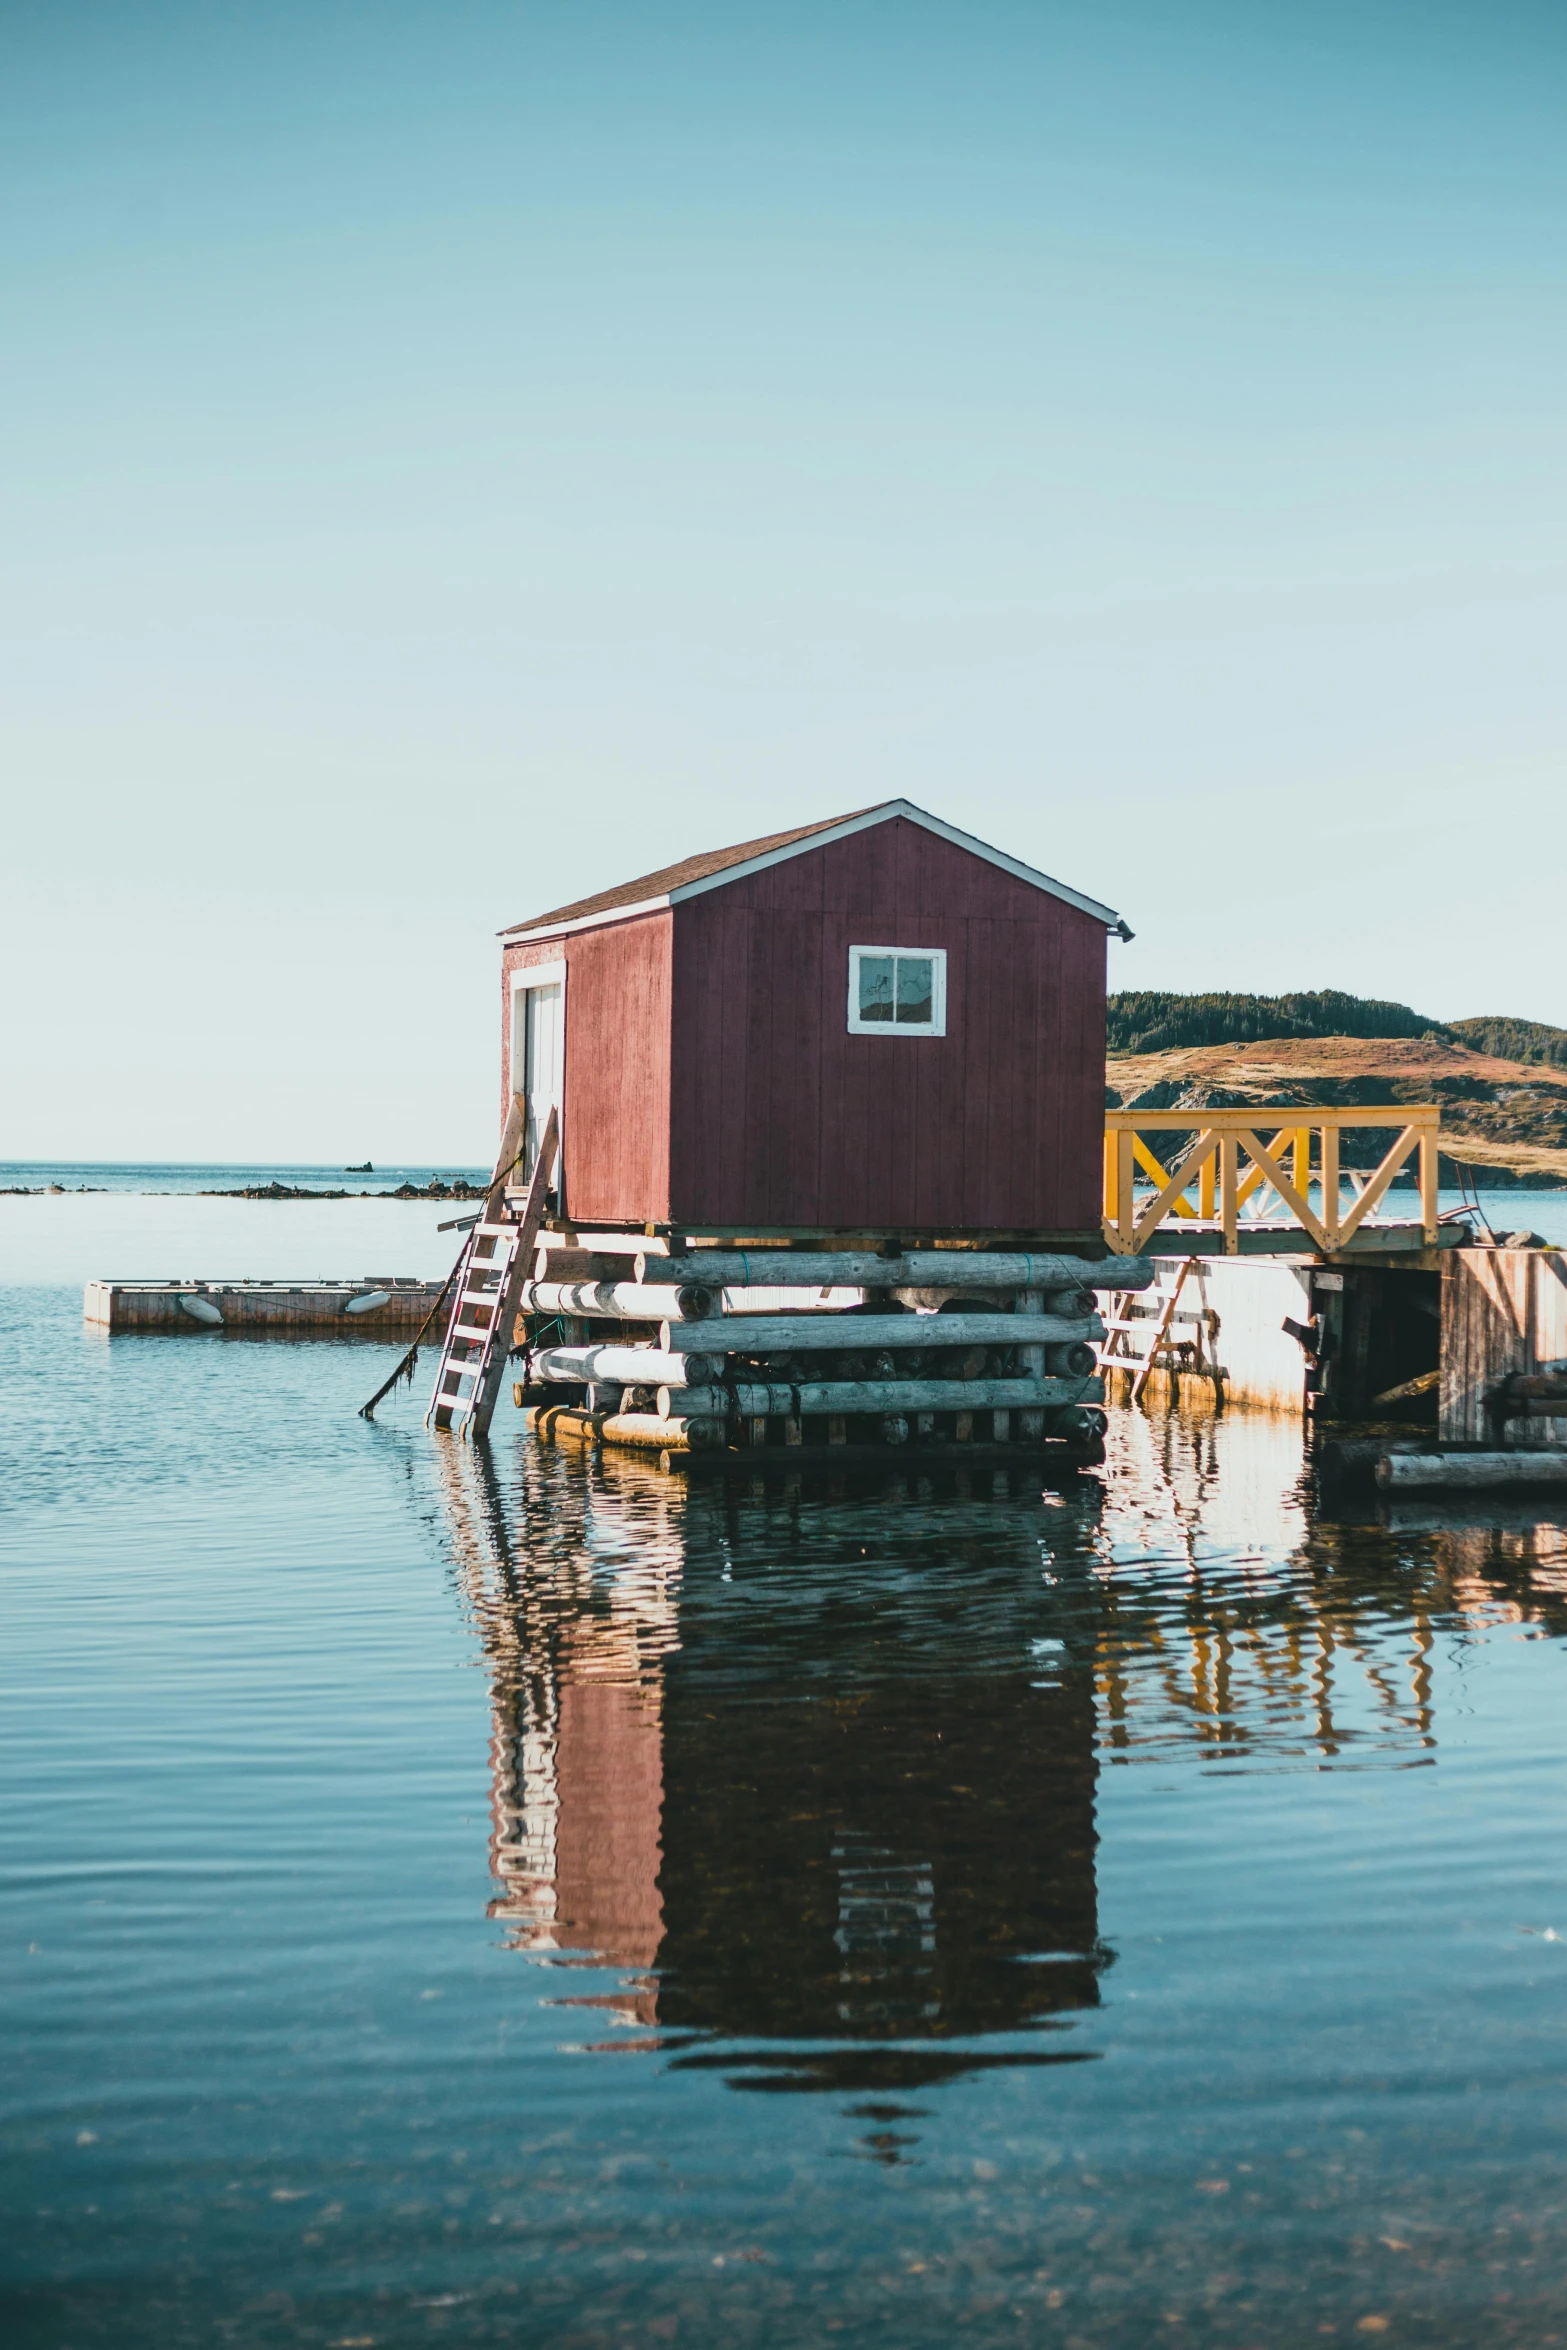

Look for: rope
[510,1311,567,1389]
[358,1242,466,1419]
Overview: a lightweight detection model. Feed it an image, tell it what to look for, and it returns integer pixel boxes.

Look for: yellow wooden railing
[1103,1105,1441,1257]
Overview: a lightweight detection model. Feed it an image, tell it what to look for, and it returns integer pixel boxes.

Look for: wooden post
[1117,1129,1135,1248]
[1199,1149,1215,1221]
[1420,1124,1438,1243]
[485,1093,529,1224]
[1220,1134,1238,1254]
[1320,1121,1340,1253]
[1017,1289,1045,1387]
[1293,1127,1310,1197]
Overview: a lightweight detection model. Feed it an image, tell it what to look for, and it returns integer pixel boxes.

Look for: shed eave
[499,892,672,946]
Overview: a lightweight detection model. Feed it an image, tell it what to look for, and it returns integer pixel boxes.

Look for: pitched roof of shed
[501,800,1126,939]
[505,809,874,935]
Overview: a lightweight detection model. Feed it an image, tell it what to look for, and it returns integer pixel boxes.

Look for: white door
[521,981,562,1181]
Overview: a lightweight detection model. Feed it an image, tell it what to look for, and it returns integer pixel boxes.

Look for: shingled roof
[502,809,875,937]
[500,800,1125,939]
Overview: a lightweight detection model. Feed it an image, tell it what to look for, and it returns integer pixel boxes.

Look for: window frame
[846,943,948,1038]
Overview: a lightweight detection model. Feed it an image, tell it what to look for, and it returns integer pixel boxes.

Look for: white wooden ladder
[427,1104,558,1442]
[1100,1257,1221,1405]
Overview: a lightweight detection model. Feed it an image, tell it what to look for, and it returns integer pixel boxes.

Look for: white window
[847,945,947,1037]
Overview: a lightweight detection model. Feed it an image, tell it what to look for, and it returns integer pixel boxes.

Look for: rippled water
[7,1202,1567,2346]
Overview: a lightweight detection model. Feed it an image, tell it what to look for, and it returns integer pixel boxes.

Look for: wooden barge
[86,1278,447,1334]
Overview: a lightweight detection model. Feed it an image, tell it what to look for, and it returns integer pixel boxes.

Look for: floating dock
[84,1278,447,1333]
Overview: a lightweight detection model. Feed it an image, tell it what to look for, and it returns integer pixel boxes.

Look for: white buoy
[179,1294,224,1325]
[344,1290,392,1316]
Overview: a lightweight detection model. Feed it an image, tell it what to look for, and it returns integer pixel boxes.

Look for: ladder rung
[1104,1310,1204,1331]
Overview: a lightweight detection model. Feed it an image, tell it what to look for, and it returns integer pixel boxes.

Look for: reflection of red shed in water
[499,800,1127,1240]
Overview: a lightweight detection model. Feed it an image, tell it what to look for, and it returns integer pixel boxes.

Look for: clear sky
[3,0,1563,1163]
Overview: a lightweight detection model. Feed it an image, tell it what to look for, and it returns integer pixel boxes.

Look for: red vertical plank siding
[501,914,672,1223]
[665,818,1108,1231]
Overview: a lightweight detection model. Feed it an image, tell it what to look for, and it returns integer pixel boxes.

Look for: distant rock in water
[199,1182,353,1200]
[345,1161,374,1173]
[380,1178,486,1201]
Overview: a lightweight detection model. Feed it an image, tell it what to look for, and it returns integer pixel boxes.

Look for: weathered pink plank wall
[502,915,673,1223]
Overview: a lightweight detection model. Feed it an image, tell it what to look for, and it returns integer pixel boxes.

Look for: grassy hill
[1105,994,1567,1186]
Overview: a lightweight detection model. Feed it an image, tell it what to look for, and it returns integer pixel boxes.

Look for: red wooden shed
[498,801,1127,1243]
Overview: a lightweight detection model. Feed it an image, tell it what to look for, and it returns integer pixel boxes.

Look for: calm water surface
[0,1163,487,1196]
[5,1198,1567,2347]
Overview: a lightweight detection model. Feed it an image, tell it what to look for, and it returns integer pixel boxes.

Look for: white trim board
[509,957,567,995]
[499,800,1130,944]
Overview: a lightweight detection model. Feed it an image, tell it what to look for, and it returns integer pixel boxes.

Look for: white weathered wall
[1104,1257,1314,1415]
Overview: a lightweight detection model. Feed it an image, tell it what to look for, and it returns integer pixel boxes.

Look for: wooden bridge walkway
[1103,1105,1442,1258]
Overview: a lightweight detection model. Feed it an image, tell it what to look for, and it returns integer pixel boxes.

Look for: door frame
[508,959,567,1210]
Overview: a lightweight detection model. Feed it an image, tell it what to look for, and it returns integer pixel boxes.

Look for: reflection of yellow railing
[1103,1105,1440,1257]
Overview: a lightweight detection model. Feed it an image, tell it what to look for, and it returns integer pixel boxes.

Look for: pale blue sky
[3,0,1563,1161]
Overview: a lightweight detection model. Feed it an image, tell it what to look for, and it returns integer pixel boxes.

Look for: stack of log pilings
[508,1235,1155,1467]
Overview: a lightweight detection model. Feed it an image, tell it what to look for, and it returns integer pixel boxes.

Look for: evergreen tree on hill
[1107,990,1454,1057]
[1450,1016,1567,1071]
